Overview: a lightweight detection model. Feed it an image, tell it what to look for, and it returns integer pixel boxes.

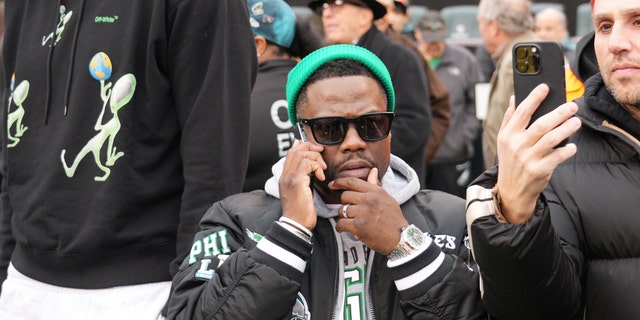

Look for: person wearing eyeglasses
[168,44,485,319]
[308,0,433,189]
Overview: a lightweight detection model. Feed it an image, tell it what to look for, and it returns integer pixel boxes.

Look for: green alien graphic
[7,74,30,148]
[61,52,136,182]
[42,5,73,47]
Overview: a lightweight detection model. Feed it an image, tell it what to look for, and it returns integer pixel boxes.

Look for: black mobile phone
[513,41,567,146]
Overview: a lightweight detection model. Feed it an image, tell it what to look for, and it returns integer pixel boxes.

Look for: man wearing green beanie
[169,44,485,319]
[309,0,433,188]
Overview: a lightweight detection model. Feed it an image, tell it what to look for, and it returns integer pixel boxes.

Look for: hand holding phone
[280,123,326,230]
[512,41,567,146]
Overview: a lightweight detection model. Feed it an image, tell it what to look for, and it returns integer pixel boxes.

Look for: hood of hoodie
[582,74,640,138]
[264,154,421,219]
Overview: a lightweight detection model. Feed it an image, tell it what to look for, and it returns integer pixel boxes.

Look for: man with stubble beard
[466,0,640,318]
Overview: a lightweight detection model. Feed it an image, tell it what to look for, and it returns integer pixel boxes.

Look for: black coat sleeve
[466,168,584,320]
[396,191,486,319]
[168,196,312,320]
[167,0,257,277]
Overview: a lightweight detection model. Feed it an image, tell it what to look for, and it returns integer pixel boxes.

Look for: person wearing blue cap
[169,44,485,319]
[243,0,300,192]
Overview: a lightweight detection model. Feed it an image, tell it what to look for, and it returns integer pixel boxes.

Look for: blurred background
[286,0,592,51]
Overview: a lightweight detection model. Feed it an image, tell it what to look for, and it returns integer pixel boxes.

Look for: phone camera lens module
[516,61,529,73]
[531,52,541,69]
[516,46,528,59]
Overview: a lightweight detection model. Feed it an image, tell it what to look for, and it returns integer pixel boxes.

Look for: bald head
[534,7,567,42]
[536,7,566,26]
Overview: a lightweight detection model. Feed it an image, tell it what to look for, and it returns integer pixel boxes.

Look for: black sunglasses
[298,112,394,145]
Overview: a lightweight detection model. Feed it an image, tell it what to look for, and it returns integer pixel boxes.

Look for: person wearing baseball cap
[169,44,485,319]
[414,10,482,199]
[309,0,433,189]
[244,0,300,192]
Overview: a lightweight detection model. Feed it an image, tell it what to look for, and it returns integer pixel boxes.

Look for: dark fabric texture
[244,59,297,192]
[569,31,598,83]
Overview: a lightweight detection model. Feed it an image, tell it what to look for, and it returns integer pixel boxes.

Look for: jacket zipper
[601,120,640,148]
[331,218,340,320]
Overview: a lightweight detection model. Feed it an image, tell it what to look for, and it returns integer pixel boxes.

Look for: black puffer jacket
[169,157,485,319]
[466,74,640,320]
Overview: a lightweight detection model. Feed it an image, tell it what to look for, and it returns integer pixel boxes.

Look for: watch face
[403,225,425,248]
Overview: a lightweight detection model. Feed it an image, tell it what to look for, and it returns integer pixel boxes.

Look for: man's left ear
[254,35,267,58]
[490,19,501,37]
[414,29,422,43]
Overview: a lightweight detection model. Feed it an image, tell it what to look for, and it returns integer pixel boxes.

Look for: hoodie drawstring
[43,0,86,124]
[43,1,62,124]
[63,0,86,117]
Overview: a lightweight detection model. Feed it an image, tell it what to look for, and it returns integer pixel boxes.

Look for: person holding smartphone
[168,44,485,319]
[466,0,640,319]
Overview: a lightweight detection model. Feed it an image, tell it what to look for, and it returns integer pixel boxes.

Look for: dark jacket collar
[581,73,640,139]
[356,26,388,53]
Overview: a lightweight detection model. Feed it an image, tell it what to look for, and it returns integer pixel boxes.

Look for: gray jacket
[431,44,482,164]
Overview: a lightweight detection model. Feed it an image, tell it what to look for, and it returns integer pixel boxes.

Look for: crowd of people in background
[0,0,639,319]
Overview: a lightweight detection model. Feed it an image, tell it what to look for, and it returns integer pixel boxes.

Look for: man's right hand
[495,84,581,224]
[278,140,326,230]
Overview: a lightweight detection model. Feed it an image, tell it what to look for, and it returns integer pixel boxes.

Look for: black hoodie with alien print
[0,0,256,290]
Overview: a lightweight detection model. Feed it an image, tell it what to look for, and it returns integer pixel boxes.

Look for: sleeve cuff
[387,237,453,297]
[249,221,312,283]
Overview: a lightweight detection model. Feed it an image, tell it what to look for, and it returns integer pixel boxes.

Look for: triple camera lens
[515,45,541,74]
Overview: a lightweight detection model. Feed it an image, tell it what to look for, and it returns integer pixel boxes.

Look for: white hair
[535,7,567,28]
[478,0,533,37]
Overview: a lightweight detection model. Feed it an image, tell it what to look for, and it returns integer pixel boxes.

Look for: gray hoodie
[264,154,421,218]
[264,154,421,319]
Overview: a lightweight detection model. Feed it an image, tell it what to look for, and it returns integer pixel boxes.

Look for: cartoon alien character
[61,52,136,181]
[7,74,30,148]
[42,5,73,47]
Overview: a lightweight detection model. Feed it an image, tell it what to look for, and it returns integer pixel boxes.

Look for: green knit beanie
[286,44,395,126]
